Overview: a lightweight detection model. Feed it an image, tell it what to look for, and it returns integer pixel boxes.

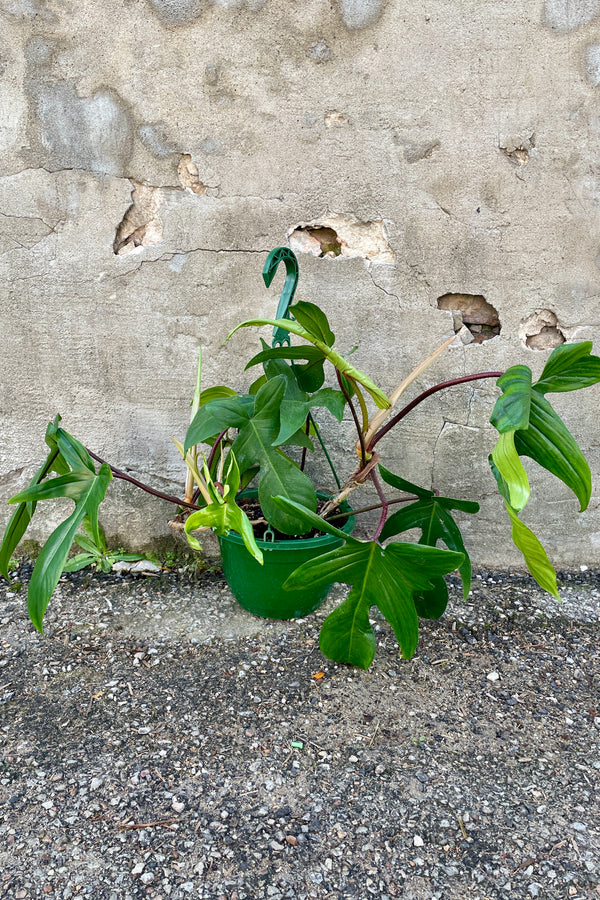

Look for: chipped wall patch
[438,293,500,343]
[178,154,207,195]
[519,310,565,350]
[499,134,535,166]
[113,182,166,255]
[339,0,386,29]
[288,215,394,266]
[544,0,600,32]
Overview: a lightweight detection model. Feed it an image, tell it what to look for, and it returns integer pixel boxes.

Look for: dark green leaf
[185,395,255,451]
[27,463,112,632]
[0,446,61,579]
[379,466,478,601]
[319,589,377,670]
[514,392,591,511]
[534,342,600,393]
[276,389,346,446]
[55,429,95,473]
[62,553,96,573]
[286,538,464,667]
[490,366,532,433]
[232,380,317,534]
[288,301,335,346]
[414,578,448,619]
[245,345,326,370]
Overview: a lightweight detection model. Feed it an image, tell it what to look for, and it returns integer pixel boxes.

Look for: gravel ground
[0,562,599,900]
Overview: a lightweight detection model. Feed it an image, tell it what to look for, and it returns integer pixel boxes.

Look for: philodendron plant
[2,247,600,669]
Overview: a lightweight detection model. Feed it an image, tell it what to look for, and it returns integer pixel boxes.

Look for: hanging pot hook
[262,246,299,349]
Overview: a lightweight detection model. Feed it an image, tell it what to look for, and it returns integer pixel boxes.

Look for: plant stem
[86,449,200,511]
[325,494,418,521]
[368,371,503,450]
[337,371,367,466]
[300,418,311,472]
[369,469,389,543]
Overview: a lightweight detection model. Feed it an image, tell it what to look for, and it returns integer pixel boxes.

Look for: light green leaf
[227,316,390,410]
[490,431,530,513]
[504,502,559,599]
[184,453,263,564]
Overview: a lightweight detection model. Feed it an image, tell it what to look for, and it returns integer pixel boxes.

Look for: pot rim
[221,489,355,550]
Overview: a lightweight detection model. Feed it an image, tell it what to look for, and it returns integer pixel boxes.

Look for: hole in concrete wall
[287,215,395,265]
[113,181,165,255]
[178,153,207,195]
[499,134,535,166]
[519,310,566,350]
[290,227,342,257]
[437,293,500,344]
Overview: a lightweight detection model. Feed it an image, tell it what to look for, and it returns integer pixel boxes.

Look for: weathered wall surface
[1,0,600,565]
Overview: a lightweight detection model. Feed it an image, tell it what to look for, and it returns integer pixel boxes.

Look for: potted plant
[2,247,600,669]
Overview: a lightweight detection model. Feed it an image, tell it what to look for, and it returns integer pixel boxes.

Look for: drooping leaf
[275,497,463,667]
[10,472,103,505]
[490,431,530,513]
[55,429,96,474]
[317,588,377,670]
[227,316,390,410]
[27,462,112,632]
[0,448,60,579]
[503,502,559,599]
[514,392,591,511]
[288,301,335,346]
[533,341,600,393]
[490,362,593,511]
[378,467,478,601]
[490,366,532,433]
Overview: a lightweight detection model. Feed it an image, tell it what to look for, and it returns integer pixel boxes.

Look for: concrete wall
[1,0,600,565]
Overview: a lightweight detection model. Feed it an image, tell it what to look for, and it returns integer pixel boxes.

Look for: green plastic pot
[218,492,355,619]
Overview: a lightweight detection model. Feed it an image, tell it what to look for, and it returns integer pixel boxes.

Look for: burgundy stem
[369,371,504,451]
[86,449,200,511]
[370,469,389,543]
[325,494,418,521]
[336,371,367,466]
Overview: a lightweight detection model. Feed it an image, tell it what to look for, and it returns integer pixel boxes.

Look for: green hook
[262,247,299,348]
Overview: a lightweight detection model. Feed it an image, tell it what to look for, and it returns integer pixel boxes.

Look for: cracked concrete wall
[1,0,600,566]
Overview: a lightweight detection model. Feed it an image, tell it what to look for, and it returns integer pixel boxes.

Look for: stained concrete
[1,0,600,568]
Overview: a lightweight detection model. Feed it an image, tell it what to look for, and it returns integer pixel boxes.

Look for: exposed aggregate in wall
[1,0,600,564]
